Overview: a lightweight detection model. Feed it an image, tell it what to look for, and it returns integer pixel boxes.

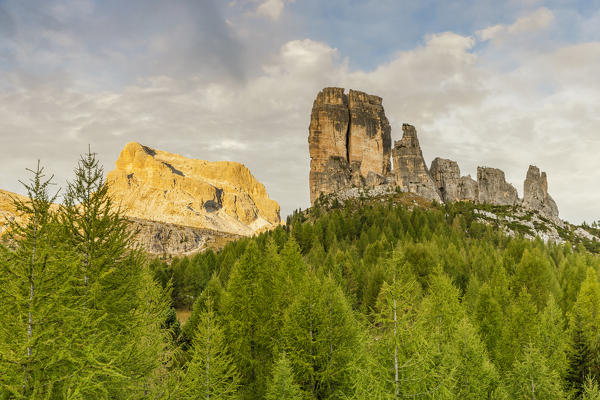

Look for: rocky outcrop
[106,142,280,236]
[392,124,442,202]
[430,158,461,202]
[347,90,392,178]
[523,165,559,219]
[308,88,351,203]
[309,87,392,203]
[477,167,519,206]
[458,176,478,202]
[307,87,561,220]
[127,218,241,255]
[0,190,27,236]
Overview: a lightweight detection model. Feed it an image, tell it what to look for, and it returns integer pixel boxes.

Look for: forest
[2,152,600,400]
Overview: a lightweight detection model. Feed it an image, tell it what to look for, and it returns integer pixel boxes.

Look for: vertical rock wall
[523,165,559,219]
[308,87,560,218]
[477,167,519,206]
[308,87,392,203]
[392,124,442,202]
[347,90,392,178]
[308,88,352,203]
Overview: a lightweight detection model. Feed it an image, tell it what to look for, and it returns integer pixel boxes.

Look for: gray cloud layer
[0,2,598,224]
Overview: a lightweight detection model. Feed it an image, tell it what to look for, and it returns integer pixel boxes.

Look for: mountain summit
[106,142,281,237]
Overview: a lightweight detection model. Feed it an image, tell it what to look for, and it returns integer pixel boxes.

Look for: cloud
[477,7,555,42]
[0,2,599,225]
[256,0,286,20]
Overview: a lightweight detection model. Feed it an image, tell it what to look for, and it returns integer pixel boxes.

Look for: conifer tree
[178,299,239,400]
[265,353,303,400]
[567,268,600,395]
[282,273,361,399]
[221,241,275,398]
[506,345,566,399]
[582,377,600,400]
[59,149,171,398]
[0,163,79,398]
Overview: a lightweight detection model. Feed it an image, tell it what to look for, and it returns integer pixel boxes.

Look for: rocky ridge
[107,142,280,237]
[1,143,280,255]
[309,87,560,221]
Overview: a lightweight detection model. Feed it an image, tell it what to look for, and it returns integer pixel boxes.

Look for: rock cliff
[477,167,519,206]
[308,87,560,219]
[308,87,392,203]
[0,190,27,236]
[392,124,441,202]
[107,142,280,237]
[523,165,559,219]
[347,90,392,178]
[430,158,461,202]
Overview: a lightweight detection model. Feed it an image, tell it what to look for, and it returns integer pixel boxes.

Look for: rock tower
[308,87,560,219]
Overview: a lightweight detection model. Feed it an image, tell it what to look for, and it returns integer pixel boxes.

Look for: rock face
[0,190,27,236]
[523,165,559,219]
[477,167,519,206]
[308,87,391,203]
[106,142,280,237]
[430,158,461,202]
[307,87,561,220]
[127,218,242,256]
[347,90,392,178]
[392,124,442,202]
[458,176,479,202]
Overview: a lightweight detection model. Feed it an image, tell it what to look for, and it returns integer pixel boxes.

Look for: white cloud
[477,7,555,42]
[1,7,599,224]
[255,0,290,20]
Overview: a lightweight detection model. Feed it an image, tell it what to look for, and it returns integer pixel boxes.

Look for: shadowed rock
[523,165,559,219]
[477,167,519,206]
[392,124,442,202]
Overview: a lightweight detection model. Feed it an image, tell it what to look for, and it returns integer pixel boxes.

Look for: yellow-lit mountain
[106,142,280,237]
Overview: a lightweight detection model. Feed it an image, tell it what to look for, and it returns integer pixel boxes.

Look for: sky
[0,0,599,224]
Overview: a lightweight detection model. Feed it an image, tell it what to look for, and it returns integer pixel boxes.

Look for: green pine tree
[282,273,361,399]
[506,345,566,399]
[567,268,600,395]
[59,149,171,398]
[0,163,79,399]
[265,353,303,400]
[178,299,239,400]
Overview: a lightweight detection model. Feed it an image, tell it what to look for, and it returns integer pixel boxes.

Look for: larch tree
[59,149,171,398]
[0,163,79,399]
[265,353,303,400]
[178,298,239,400]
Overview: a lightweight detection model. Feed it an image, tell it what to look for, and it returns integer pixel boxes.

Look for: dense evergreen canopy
[2,155,600,399]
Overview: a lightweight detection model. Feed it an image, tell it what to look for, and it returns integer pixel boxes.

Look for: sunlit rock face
[308,87,392,203]
[392,124,442,203]
[522,165,559,219]
[106,142,281,236]
[0,190,27,236]
[347,89,392,179]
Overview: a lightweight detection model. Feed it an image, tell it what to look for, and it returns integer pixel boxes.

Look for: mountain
[0,143,281,255]
[309,87,560,221]
[0,189,28,236]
